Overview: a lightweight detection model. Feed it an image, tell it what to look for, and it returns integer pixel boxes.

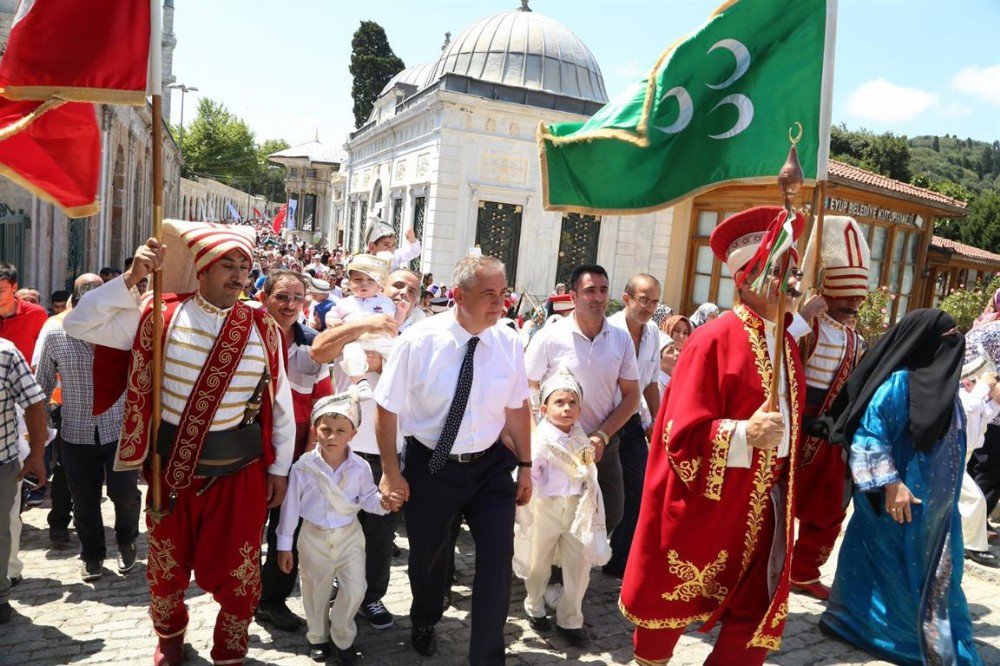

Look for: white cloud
[846,78,938,123]
[951,64,1000,106]
[937,101,975,119]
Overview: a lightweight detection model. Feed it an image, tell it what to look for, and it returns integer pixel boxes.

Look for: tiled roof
[828,160,967,213]
[268,140,344,166]
[932,236,1000,264]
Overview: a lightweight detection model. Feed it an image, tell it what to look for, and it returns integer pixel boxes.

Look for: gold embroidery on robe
[219,612,250,653]
[705,420,736,500]
[671,456,701,485]
[618,598,711,630]
[147,535,179,587]
[660,550,729,603]
[230,542,261,599]
[149,589,185,634]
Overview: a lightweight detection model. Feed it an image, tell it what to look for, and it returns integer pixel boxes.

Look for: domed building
[337,1,674,295]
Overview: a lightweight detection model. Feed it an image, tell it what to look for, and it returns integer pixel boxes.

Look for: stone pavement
[2,484,999,666]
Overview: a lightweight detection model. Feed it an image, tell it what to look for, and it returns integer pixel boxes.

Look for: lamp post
[168,83,198,216]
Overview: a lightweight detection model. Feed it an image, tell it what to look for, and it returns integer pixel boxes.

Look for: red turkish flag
[271,204,287,234]
[253,206,263,218]
[0,98,100,217]
[0,0,155,104]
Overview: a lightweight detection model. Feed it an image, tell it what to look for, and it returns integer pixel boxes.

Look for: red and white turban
[161,220,256,293]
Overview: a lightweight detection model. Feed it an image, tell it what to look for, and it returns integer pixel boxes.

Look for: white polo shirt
[525,313,639,434]
[608,310,661,397]
[375,311,529,455]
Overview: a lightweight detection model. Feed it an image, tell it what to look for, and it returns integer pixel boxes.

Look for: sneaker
[117,543,137,574]
[255,602,305,632]
[543,583,564,612]
[0,602,12,624]
[81,560,103,582]
[24,487,45,508]
[358,600,393,629]
[411,625,437,657]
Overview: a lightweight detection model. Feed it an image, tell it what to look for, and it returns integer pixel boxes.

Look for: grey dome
[380,61,437,96]
[429,6,608,104]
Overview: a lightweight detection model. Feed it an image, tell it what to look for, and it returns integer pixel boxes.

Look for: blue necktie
[428,336,480,474]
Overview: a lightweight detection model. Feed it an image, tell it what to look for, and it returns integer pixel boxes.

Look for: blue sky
[171,0,1000,149]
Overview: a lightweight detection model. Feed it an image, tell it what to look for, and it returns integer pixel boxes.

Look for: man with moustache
[792,216,870,600]
[65,221,295,665]
[256,271,333,631]
[307,268,424,631]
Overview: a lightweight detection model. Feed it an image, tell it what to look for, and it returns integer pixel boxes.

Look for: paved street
[2,484,999,666]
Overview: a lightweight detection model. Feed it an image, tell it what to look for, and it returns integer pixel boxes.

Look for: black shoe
[555,625,589,647]
[526,613,551,632]
[81,560,103,582]
[443,591,452,609]
[24,488,45,508]
[49,526,71,547]
[965,549,1000,569]
[308,641,329,662]
[411,625,437,657]
[255,603,305,632]
[117,543,137,574]
[392,544,401,557]
[357,600,393,629]
[336,644,358,665]
[0,602,12,624]
[9,576,21,588]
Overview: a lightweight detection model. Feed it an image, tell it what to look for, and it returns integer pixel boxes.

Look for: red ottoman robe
[620,302,805,651]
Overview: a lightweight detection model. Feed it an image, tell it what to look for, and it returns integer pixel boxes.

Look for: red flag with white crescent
[0,0,159,104]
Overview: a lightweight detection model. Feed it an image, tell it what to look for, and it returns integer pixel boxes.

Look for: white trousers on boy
[297,519,367,649]
[523,495,591,630]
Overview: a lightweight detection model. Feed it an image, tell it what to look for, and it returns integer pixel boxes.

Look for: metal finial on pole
[520,0,531,12]
[441,31,451,51]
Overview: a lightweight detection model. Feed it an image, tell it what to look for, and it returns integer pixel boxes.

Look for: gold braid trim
[670,456,701,486]
[740,448,775,577]
[618,597,711,630]
[704,420,736,500]
[661,550,729,603]
[661,419,673,450]
[770,601,788,629]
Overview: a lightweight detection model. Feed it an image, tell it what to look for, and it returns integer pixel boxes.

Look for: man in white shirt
[524,264,640,538]
[604,274,662,578]
[374,255,532,663]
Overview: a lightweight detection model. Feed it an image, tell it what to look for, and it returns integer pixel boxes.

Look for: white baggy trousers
[523,495,591,630]
[297,519,367,649]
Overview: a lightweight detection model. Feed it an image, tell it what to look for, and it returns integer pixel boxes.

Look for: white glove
[340,342,369,377]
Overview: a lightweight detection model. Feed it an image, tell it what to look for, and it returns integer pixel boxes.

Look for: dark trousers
[46,436,74,531]
[607,414,647,572]
[60,439,141,562]
[357,453,400,605]
[596,434,624,535]
[403,438,516,665]
[259,505,300,607]
[970,423,1000,515]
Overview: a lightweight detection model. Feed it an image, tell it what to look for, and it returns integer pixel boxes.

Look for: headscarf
[661,315,692,340]
[972,288,1000,329]
[689,303,720,328]
[651,304,674,326]
[813,309,964,453]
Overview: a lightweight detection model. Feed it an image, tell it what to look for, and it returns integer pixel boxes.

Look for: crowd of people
[0,205,994,666]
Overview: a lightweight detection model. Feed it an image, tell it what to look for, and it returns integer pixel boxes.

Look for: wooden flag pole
[795,180,826,309]
[149,94,165,516]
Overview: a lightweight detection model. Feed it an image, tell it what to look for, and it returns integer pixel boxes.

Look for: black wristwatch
[516,460,533,468]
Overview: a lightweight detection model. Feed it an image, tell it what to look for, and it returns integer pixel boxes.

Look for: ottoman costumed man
[65,221,295,665]
[790,216,870,599]
[620,205,806,665]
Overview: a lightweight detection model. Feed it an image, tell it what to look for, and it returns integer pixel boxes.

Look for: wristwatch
[516,460,533,468]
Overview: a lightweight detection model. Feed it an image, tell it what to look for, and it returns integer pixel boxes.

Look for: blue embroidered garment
[821,370,983,666]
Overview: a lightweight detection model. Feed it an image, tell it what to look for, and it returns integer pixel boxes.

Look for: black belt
[356,451,382,463]
[157,421,263,477]
[405,436,491,463]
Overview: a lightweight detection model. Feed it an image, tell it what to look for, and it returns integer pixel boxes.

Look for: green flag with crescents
[538,0,837,214]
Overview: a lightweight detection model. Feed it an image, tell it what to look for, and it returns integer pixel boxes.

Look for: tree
[932,136,940,152]
[828,124,911,181]
[960,191,1000,254]
[257,138,290,203]
[349,21,404,128]
[180,98,258,186]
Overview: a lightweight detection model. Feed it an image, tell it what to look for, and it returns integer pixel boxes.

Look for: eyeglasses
[271,293,305,305]
[633,296,660,308]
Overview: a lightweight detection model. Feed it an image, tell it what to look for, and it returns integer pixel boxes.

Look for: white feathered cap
[821,216,871,298]
[541,363,584,405]
[311,388,363,429]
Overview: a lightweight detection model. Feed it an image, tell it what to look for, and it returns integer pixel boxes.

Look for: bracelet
[516,460,533,468]
[593,430,610,447]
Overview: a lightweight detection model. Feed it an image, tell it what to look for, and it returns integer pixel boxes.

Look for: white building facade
[337,3,673,295]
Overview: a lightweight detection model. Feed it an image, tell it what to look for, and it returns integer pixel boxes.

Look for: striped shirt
[35,320,125,445]
[0,338,45,464]
[805,315,849,391]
